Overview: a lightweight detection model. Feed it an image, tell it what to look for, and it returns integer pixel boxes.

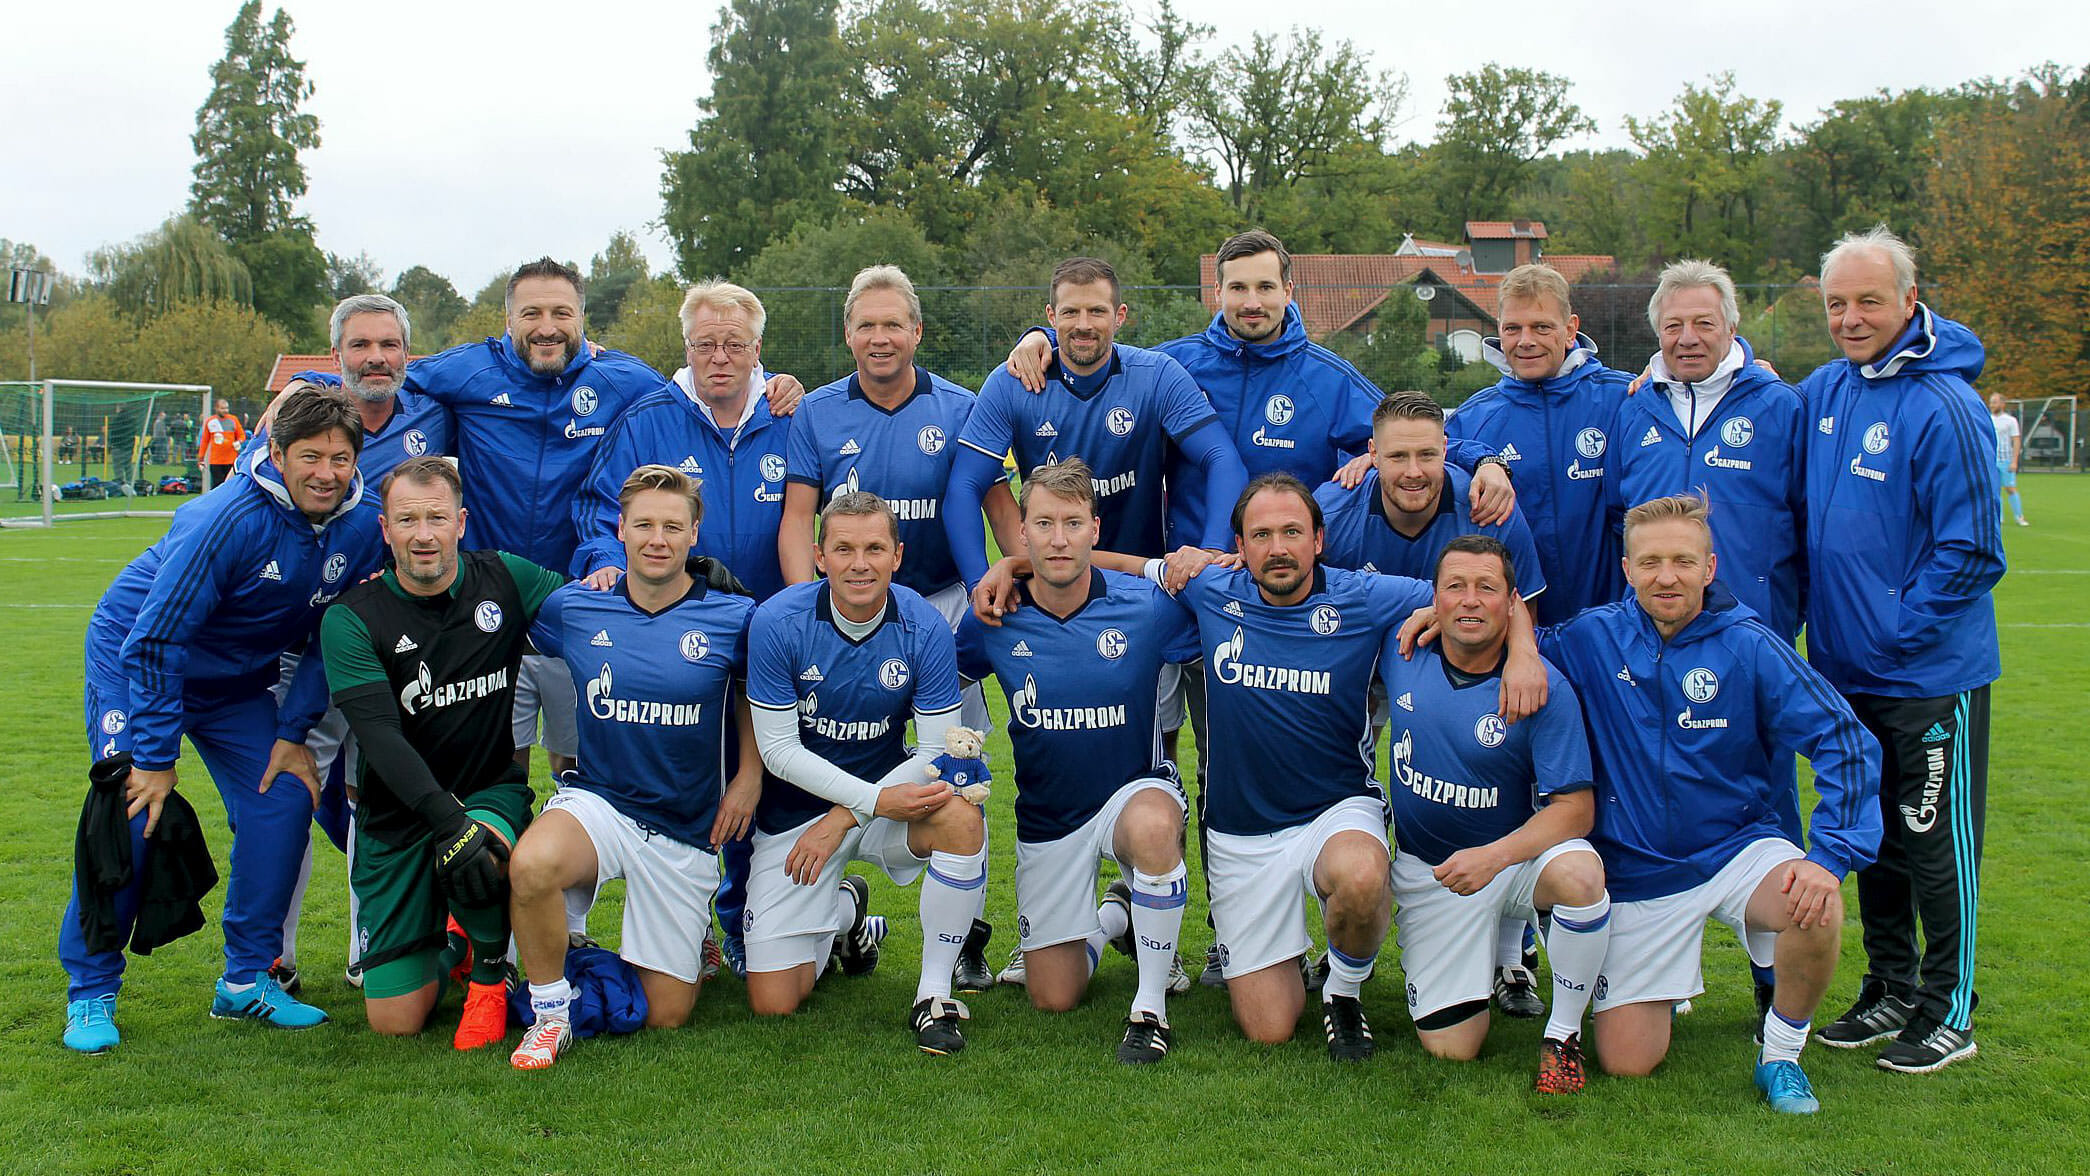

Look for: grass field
[2,476,2085,1175]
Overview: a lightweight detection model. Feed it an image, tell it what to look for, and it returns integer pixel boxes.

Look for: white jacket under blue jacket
[405,336,667,574]
[86,449,384,771]
[1610,337,1808,641]
[1798,305,2003,697]
[1539,584,1882,903]
[571,367,790,600]
[1447,336,1630,626]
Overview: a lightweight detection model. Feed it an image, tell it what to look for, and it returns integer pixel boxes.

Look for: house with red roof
[262,353,428,394]
[1200,220,1616,363]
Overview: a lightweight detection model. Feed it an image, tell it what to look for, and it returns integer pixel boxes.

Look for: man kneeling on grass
[322,457,566,1048]
[506,465,762,1069]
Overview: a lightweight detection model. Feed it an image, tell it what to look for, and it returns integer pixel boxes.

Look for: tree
[389,265,467,349]
[326,251,383,299]
[27,293,288,411]
[598,276,688,378]
[660,0,852,278]
[1432,65,1595,227]
[1625,73,1784,281]
[88,216,252,318]
[1184,28,1407,223]
[743,206,950,383]
[1922,66,2090,402]
[234,227,329,348]
[188,1,320,245]
[1772,87,1978,267]
[585,231,650,334]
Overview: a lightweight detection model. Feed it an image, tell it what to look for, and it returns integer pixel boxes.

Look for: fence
[0,380,213,526]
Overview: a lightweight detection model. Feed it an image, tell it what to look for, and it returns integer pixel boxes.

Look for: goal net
[0,380,213,527]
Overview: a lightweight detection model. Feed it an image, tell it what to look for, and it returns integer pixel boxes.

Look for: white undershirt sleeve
[751,702,883,825]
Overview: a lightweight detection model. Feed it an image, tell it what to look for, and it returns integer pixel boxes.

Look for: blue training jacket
[1798,305,2003,698]
[1610,337,1808,641]
[1539,584,1882,903]
[405,336,667,574]
[88,448,385,770]
[571,369,791,601]
[1447,336,1632,626]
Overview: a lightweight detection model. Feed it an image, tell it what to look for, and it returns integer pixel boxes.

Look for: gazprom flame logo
[587,663,616,718]
[399,662,434,715]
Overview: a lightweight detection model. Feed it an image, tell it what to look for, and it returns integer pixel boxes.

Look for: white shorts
[926,581,992,735]
[513,653,578,757]
[1393,839,1594,1020]
[1014,776,1185,950]
[1156,663,1187,734]
[1593,836,1802,1013]
[1207,795,1389,980]
[742,813,928,973]
[542,787,722,983]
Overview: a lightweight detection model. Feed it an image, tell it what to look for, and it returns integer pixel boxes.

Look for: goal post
[0,379,213,528]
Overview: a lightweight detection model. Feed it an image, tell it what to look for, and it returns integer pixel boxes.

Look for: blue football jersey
[1376,644,1591,866]
[745,580,965,835]
[959,344,1220,558]
[1315,466,1549,605]
[1172,564,1432,835]
[531,577,755,849]
[785,368,993,596]
[955,569,1200,842]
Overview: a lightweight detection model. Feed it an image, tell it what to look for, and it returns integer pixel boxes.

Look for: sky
[7,0,2085,296]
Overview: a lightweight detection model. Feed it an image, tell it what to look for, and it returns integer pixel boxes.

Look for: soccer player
[744,492,987,1055]
[405,258,669,781]
[1445,264,1633,625]
[1611,261,1806,643]
[60,388,382,1053]
[1161,473,1546,1060]
[954,460,1200,1063]
[1381,536,1606,1092]
[1532,493,1881,1112]
[506,465,761,1069]
[780,264,1023,731]
[942,256,1248,586]
[1989,393,2028,526]
[1801,228,2003,1074]
[575,280,795,602]
[201,398,248,489]
[319,457,567,1049]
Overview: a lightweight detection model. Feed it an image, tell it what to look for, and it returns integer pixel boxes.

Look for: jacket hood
[1482,332,1603,387]
[670,364,773,432]
[1635,579,1755,648]
[1198,303,1310,360]
[244,446,366,530]
[1859,302,1986,384]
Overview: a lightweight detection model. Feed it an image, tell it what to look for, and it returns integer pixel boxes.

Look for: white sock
[564,883,595,938]
[916,848,987,1003]
[1542,896,1611,1041]
[222,979,255,993]
[344,809,363,969]
[1323,943,1376,1001]
[1081,931,1107,977]
[529,978,572,1024]
[1761,1003,1811,1065]
[1129,864,1188,1017]
[1496,915,1527,970]
[1096,895,1130,943]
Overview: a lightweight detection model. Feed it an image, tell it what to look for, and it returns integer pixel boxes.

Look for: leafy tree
[586,231,651,334]
[660,0,851,278]
[1184,28,1406,222]
[389,265,467,349]
[233,227,329,348]
[1922,66,2090,402]
[326,251,382,299]
[188,1,320,245]
[88,216,252,317]
[1325,291,1441,398]
[599,276,687,378]
[743,206,950,384]
[1771,87,1979,267]
[1432,65,1594,227]
[1625,73,1784,281]
[26,293,288,413]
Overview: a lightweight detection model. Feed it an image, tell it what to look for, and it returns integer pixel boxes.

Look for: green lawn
[2,476,2085,1174]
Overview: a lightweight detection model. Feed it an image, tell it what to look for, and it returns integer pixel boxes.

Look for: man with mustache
[406,259,670,783]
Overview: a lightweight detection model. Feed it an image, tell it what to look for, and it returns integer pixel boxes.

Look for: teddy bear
[924,725,992,806]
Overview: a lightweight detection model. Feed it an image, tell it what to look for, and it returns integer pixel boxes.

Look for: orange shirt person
[202,399,248,487]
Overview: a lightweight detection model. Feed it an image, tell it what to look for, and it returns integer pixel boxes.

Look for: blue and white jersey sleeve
[1750,630,1882,880]
[528,585,570,660]
[954,373,1019,463]
[1156,358,1221,442]
[783,402,827,488]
